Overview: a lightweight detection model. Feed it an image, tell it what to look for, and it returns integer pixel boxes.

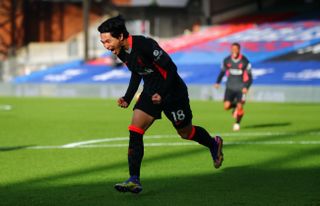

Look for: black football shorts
[133,92,192,129]
[224,88,243,103]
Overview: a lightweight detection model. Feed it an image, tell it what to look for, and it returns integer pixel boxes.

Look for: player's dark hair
[232,42,241,49]
[97,15,129,39]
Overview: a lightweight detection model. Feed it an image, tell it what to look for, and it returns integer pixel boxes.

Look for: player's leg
[233,91,245,131]
[224,89,236,111]
[115,109,155,193]
[224,100,238,118]
[176,124,223,169]
[128,109,154,178]
[115,109,154,193]
[115,93,160,194]
[236,103,244,124]
[233,103,244,131]
[177,123,215,149]
[224,101,232,110]
[163,99,223,168]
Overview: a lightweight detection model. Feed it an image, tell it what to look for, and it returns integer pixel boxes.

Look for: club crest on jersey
[153,50,163,61]
[153,50,160,56]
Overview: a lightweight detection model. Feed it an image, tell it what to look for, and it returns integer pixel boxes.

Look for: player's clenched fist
[117,97,128,108]
[151,93,162,104]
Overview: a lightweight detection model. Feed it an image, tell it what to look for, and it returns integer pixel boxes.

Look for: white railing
[1,84,319,103]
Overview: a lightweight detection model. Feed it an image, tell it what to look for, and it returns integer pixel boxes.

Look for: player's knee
[236,103,243,109]
[128,125,145,135]
[177,125,195,140]
[224,104,230,110]
[224,101,231,110]
[178,130,189,139]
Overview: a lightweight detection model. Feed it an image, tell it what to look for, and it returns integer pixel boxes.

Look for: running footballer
[214,43,253,131]
[98,15,224,194]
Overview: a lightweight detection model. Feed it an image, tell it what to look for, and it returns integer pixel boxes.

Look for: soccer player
[214,43,253,131]
[98,15,224,194]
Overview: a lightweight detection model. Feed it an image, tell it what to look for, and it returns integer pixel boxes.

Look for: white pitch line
[61,131,320,148]
[22,131,320,150]
[26,140,320,150]
[0,104,12,111]
[62,135,175,148]
[62,137,129,148]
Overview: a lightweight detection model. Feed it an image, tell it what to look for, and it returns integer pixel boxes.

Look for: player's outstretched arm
[243,63,253,91]
[215,60,227,88]
[121,72,142,107]
[215,70,225,87]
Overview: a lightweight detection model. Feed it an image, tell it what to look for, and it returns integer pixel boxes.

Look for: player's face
[100,32,123,55]
[231,45,240,58]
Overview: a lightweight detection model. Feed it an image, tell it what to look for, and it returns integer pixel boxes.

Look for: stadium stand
[13,12,320,87]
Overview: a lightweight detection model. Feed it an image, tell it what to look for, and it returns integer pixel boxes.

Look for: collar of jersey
[125,35,133,54]
[231,53,242,63]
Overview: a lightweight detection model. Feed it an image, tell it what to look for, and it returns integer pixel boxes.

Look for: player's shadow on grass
[244,122,291,129]
[1,127,320,205]
[0,145,33,152]
[1,166,319,206]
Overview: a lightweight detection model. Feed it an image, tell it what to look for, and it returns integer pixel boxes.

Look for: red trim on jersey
[243,70,249,82]
[128,35,133,48]
[188,126,196,140]
[153,62,168,80]
[128,125,145,135]
[226,70,230,77]
[137,57,145,66]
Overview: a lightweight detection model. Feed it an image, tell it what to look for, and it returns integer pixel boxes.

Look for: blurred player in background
[214,43,252,131]
[98,15,224,194]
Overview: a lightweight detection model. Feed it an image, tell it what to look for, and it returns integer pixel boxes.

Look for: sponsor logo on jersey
[229,68,243,75]
[138,68,154,76]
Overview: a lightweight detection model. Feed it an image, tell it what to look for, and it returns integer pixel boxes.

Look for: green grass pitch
[0,97,320,205]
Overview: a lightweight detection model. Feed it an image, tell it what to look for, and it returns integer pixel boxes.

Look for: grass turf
[0,97,320,205]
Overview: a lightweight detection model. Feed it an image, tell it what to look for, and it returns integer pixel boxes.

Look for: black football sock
[128,129,144,179]
[231,102,237,114]
[188,126,216,150]
[231,101,237,108]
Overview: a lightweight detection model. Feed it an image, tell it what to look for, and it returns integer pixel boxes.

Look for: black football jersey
[117,35,188,104]
[216,54,253,91]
